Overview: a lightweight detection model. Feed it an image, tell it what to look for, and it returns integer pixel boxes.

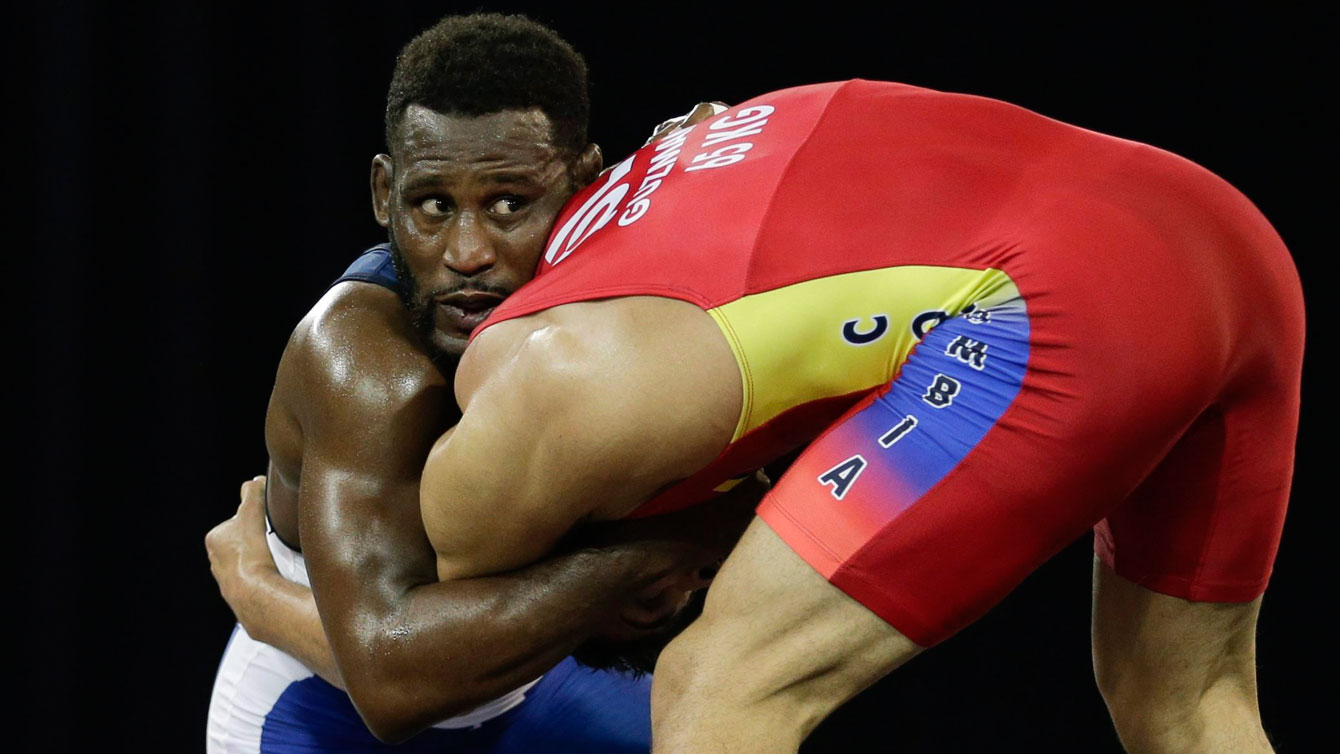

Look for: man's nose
[442,211,496,276]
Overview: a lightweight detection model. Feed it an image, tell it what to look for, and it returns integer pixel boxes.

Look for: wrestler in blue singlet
[205,246,652,754]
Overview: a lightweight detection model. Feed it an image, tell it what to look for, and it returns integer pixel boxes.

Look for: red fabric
[477,80,1303,641]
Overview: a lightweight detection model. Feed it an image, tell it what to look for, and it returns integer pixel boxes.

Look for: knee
[1096,672,1269,754]
[1102,693,1199,754]
[1096,660,1189,748]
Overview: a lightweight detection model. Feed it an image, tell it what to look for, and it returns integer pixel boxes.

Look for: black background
[11,2,1331,751]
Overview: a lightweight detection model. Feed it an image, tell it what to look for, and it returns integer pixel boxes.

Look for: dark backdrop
[11,2,1330,751]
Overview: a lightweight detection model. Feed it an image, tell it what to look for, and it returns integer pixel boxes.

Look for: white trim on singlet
[205,532,540,752]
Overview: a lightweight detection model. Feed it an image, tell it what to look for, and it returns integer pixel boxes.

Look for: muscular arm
[206,477,344,687]
[422,297,743,582]
[263,289,718,743]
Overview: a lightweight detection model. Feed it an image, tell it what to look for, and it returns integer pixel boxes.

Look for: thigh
[1094,371,1297,604]
[208,625,315,754]
[1091,557,1262,695]
[652,518,920,752]
[758,298,1165,646]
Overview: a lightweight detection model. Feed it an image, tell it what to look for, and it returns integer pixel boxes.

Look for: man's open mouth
[435,291,505,332]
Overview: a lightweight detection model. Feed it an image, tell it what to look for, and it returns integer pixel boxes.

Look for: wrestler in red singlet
[476,80,1303,645]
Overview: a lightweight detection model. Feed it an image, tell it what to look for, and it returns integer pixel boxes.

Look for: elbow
[345,680,437,744]
[343,668,483,744]
[352,702,419,745]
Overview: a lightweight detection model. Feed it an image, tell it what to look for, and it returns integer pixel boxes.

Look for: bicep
[296,400,443,628]
[299,457,435,595]
[420,409,584,581]
[420,315,734,581]
[420,331,642,580]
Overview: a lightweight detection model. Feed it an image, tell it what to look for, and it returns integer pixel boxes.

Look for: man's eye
[487,196,524,215]
[419,198,450,217]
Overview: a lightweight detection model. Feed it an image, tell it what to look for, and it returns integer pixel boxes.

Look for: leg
[650,297,1120,751]
[1092,558,1272,754]
[1090,355,1296,753]
[652,518,920,753]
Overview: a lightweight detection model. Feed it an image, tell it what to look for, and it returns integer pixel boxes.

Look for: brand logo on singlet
[543,104,777,267]
[544,156,636,266]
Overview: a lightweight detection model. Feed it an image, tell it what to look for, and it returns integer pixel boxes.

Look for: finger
[645,118,686,146]
[646,103,707,145]
[656,114,687,133]
[682,101,729,128]
[238,474,267,496]
[204,522,230,559]
[237,481,267,523]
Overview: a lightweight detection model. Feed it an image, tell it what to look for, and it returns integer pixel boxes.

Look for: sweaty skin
[206,106,743,744]
[423,297,742,581]
[420,294,1275,754]
[258,279,684,740]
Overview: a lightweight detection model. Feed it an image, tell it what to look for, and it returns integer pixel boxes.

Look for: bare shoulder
[278,281,449,428]
[457,295,742,517]
[460,296,737,405]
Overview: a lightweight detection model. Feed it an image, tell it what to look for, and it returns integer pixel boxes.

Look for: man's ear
[371,154,393,227]
[571,143,603,189]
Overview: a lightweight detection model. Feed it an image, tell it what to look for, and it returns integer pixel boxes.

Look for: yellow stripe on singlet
[707,265,1021,442]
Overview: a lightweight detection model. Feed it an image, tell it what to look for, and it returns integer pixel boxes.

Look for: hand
[574,472,768,640]
[644,101,730,146]
[205,476,277,630]
[569,470,768,582]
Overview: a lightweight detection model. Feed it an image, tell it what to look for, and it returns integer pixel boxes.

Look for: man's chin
[428,329,470,361]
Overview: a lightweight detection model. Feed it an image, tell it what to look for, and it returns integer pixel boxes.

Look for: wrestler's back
[473,79,1300,519]
[489,79,1293,323]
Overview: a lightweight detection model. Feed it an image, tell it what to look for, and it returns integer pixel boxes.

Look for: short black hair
[385,13,590,155]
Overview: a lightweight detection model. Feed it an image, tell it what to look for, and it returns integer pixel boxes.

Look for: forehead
[393,105,565,183]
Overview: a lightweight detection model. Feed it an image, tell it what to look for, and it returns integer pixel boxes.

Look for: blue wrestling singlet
[253,651,652,753]
[205,246,653,753]
[331,243,403,293]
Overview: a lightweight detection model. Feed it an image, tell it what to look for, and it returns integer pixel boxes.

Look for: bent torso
[471,80,1296,520]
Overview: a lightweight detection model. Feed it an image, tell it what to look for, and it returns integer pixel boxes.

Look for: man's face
[373,105,584,358]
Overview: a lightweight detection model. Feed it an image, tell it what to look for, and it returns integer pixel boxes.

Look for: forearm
[235,566,344,689]
[336,544,669,742]
[353,477,766,740]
